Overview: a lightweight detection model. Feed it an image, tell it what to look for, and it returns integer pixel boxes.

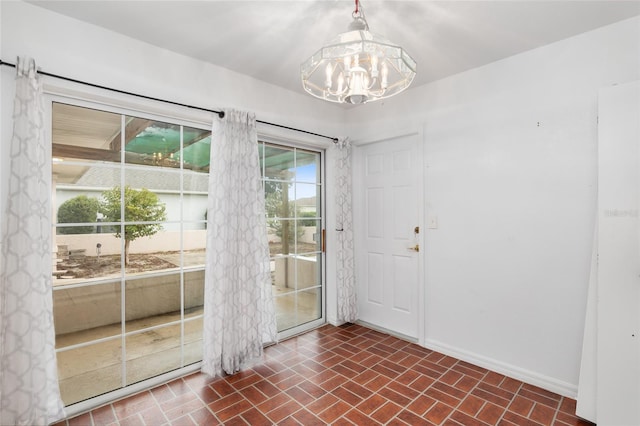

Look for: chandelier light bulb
[325,63,333,88]
[370,54,379,77]
[300,0,416,104]
[381,62,388,89]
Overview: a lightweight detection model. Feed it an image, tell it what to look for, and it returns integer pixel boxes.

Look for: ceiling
[28,1,640,98]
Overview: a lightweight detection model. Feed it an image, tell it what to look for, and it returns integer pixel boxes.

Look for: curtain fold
[332,138,357,323]
[202,109,277,377]
[0,57,66,425]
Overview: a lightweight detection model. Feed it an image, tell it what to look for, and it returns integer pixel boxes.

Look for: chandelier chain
[352,0,366,22]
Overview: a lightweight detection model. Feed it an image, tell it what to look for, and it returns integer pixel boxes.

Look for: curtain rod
[0,60,339,143]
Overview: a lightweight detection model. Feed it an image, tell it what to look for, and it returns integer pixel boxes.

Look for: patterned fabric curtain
[332,138,357,323]
[202,109,277,377]
[0,57,66,425]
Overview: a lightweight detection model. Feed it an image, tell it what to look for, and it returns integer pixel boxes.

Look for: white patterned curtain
[202,109,277,377]
[0,57,66,425]
[332,138,357,323]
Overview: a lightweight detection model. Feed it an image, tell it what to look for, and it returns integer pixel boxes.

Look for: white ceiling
[27,1,640,97]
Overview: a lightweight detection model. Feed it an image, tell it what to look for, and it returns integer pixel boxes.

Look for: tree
[57,195,100,234]
[101,186,167,265]
[265,181,304,253]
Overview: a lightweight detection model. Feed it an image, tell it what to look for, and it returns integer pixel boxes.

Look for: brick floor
[53,324,594,425]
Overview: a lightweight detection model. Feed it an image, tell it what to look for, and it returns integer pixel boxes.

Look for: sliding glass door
[260,143,325,337]
[51,102,209,405]
[50,101,324,407]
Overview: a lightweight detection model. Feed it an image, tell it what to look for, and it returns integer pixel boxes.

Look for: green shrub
[57,195,100,234]
[299,211,318,227]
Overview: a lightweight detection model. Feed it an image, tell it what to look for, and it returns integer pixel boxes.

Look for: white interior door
[595,81,640,425]
[354,133,422,339]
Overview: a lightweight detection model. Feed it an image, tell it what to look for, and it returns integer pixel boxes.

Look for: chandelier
[301,0,416,105]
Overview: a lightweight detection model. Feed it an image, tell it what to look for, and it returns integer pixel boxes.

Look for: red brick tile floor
[53,324,594,426]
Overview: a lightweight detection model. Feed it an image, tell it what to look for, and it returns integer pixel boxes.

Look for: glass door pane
[261,142,324,335]
[51,102,209,406]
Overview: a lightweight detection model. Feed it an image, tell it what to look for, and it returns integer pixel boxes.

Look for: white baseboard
[424,339,578,399]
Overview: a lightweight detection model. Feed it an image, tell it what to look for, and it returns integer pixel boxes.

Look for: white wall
[347,16,640,396]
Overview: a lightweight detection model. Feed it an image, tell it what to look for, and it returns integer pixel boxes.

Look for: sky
[290,163,319,200]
